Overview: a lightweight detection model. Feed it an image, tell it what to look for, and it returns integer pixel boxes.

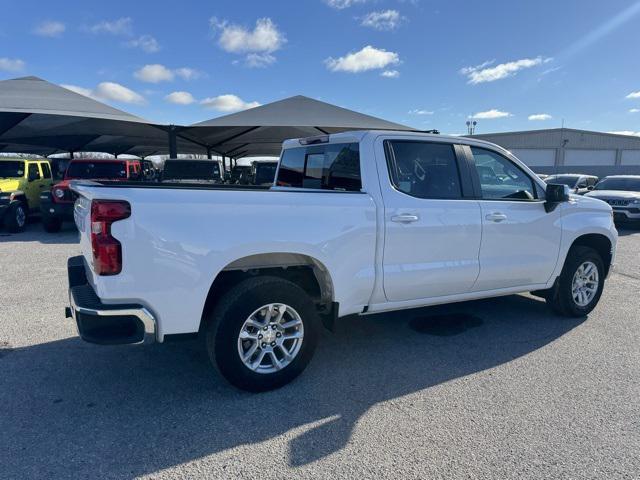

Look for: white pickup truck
[67,130,617,391]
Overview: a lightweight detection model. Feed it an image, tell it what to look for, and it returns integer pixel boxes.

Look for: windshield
[163,161,220,181]
[545,175,579,187]
[0,160,25,178]
[66,162,127,179]
[594,177,640,192]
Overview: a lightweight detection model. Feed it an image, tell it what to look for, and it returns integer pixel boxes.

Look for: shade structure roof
[0,76,204,157]
[182,95,412,158]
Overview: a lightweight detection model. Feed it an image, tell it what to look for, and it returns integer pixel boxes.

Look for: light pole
[466,120,477,135]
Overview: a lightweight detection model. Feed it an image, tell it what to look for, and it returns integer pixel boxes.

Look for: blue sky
[2,0,640,135]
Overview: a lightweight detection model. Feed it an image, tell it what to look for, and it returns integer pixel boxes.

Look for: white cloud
[174,67,202,80]
[87,17,132,36]
[630,108,640,113]
[361,10,402,30]
[461,57,548,84]
[409,109,434,115]
[528,113,552,121]
[381,69,400,78]
[626,91,640,99]
[472,109,512,119]
[134,64,174,83]
[210,17,286,67]
[165,91,195,105]
[61,82,144,104]
[200,94,260,112]
[326,45,400,73]
[245,53,276,68]
[134,64,202,83]
[32,20,65,37]
[607,130,640,136]
[0,57,25,72]
[325,0,367,9]
[127,35,160,53]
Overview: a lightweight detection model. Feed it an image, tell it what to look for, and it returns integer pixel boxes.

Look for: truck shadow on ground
[1,294,585,478]
[0,220,79,244]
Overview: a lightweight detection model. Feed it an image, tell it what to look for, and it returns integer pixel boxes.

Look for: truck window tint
[41,162,52,179]
[277,143,361,191]
[386,141,462,199]
[470,147,537,200]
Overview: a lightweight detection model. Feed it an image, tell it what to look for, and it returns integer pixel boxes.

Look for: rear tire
[4,202,27,233]
[545,246,605,317]
[204,276,320,392]
[43,216,63,233]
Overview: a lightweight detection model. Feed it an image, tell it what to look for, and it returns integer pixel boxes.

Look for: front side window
[277,143,361,191]
[385,141,462,199]
[470,147,537,200]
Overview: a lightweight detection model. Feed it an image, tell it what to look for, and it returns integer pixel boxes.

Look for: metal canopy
[0,76,204,157]
[182,95,411,157]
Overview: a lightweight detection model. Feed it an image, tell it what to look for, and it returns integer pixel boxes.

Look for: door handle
[391,214,419,223]
[485,212,507,222]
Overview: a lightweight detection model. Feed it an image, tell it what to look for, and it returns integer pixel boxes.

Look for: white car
[584,175,640,224]
[67,130,617,391]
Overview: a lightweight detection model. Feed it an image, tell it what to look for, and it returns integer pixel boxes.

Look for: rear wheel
[4,202,27,233]
[546,246,605,317]
[43,216,63,233]
[204,276,320,392]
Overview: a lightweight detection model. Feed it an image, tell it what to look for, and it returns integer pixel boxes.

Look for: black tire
[4,202,27,233]
[43,216,63,233]
[546,246,605,317]
[204,276,320,392]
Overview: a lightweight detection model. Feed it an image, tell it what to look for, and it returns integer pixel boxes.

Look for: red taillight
[90,200,131,275]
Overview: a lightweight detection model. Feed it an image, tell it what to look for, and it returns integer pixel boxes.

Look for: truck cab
[41,158,141,232]
[0,158,53,232]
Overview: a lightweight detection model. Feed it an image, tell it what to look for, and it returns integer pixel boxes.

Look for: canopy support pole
[168,125,178,159]
[206,148,212,159]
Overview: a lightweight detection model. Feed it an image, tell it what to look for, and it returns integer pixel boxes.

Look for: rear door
[379,139,482,302]
[466,146,562,291]
[25,162,43,209]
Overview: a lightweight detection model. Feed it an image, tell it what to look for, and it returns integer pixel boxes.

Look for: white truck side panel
[74,186,377,338]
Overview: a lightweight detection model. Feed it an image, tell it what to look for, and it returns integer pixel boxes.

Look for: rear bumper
[66,255,157,345]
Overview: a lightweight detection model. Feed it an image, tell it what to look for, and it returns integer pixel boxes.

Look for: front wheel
[204,276,320,392]
[546,246,605,317]
[4,202,27,233]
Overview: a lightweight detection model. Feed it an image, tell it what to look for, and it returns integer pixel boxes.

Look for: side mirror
[545,183,570,212]
[587,185,595,191]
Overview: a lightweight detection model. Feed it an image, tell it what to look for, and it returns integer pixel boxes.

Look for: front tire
[546,246,605,317]
[204,276,320,392]
[4,202,27,233]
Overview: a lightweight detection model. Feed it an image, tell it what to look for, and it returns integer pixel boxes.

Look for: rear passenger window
[385,141,462,199]
[41,163,52,179]
[277,143,361,191]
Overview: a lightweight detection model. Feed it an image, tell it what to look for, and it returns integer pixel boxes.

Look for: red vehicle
[41,158,141,232]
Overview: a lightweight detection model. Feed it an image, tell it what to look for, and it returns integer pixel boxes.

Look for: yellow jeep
[0,158,54,232]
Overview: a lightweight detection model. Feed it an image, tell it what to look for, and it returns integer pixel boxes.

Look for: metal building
[471,128,640,177]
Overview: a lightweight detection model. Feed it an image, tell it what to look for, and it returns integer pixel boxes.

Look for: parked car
[40,158,142,232]
[66,131,617,392]
[230,165,252,184]
[536,173,548,180]
[161,159,222,183]
[545,174,598,195]
[252,161,279,186]
[0,158,53,232]
[584,175,640,224]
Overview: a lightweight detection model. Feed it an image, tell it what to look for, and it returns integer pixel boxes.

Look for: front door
[25,162,43,209]
[380,139,482,302]
[467,146,562,291]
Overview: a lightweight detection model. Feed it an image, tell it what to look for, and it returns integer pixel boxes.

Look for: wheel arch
[199,252,335,333]
[568,233,613,277]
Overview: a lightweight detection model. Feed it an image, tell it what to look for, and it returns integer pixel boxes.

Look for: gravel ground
[1,221,639,479]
